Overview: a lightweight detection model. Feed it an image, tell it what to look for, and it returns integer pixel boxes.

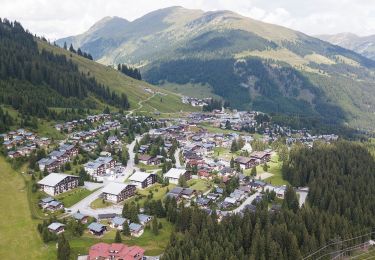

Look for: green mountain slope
[0,18,195,130]
[57,6,375,130]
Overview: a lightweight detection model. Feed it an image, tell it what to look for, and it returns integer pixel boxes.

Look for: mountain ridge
[317,32,375,60]
[57,6,375,131]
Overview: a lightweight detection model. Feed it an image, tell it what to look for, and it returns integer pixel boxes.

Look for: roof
[224,197,237,204]
[138,214,152,223]
[102,182,130,195]
[235,156,253,164]
[40,197,54,203]
[89,243,145,259]
[164,168,186,179]
[250,151,270,159]
[37,173,77,187]
[73,212,86,220]
[95,156,114,164]
[129,223,143,232]
[88,222,106,232]
[138,154,152,161]
[129,172,152,183]
[48,222,65,230]
[112,216,127,226]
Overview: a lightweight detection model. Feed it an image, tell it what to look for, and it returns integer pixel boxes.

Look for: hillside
[58,6,375,131]
[317,33,375,61]
[0,18,195,132]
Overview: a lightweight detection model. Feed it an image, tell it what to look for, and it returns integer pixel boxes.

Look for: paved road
[174,148,183,168]
[229,191,260,214]
[67,137,141,217]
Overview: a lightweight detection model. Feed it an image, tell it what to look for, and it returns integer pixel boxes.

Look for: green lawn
[137,163,162,171]
[55,188,95,207]
[69,218,173,256]
[161,82,222,100]
[188,179,213,192]
[0,157,56,259]
[264,154,289,186]
[127,184,175,207]
[90,198,114,209]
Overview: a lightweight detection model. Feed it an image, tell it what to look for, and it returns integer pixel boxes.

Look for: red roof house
[88,242,145,260]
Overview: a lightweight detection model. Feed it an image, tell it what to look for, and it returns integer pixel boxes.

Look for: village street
[67,137,141,217]
[230,191,261,214]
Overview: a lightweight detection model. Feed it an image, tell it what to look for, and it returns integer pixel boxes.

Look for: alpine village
[1,3,375,260]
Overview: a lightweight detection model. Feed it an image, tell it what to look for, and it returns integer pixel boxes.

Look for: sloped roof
[102,182,130,195]
[38,173,77,187]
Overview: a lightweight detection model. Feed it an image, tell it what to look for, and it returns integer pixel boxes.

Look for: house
[234,156,256,169]
[37,173,79,196]
[138,154,153,165]
[95,157,116,171]
[97,213,118,221]
[88,243,144,260]
[84,161,105,176]
[110,216,128,230]
[101,182,136,203]
[250,151,271,163]
[45,200,64,211]
[59,144,79,158]
[196,197,211,208]
[88,222,107,236]
[72,212,88,224]
[164,168,191,184]
[39,197,55,208]
[167,187,196,200]
[230,189,246,202]
[8,151,22,158]
[138,214,152,225]
[48,222,65,234]
[129,172,157,189]
[224,197,237,205]
[38,158,59,173]
[129,223,144,237]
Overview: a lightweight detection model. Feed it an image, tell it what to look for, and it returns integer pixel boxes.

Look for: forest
[0,19,129,119]
[161,141,375,260]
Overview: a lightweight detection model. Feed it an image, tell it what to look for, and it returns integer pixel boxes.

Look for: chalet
[88,222,107,236]
[84,161,105,176]
[49,150,69,164]
[129,172,157,189]
[167,187,195,200]
[234,156,256,169]
[101,182,136,203]
[45,200,64,211]
[8,151,22,158]
[72,212,88,224]
[149,156,162,165]
[138,154,153,165]
[59,144,79,158]
[196,197,211,208]
[48,222,65,234]
[164,168,191,184]
[129,223,144,237]
[138,214,152,225]
[88,243,144,260]
[97,213,118,221]
[38,173,79,196]
[95,156,116,171]
[230,189,246,202]
[110,217,128,230]
[250,151,271,163]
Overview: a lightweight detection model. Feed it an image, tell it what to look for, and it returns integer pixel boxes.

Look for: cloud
[0,0,374,39]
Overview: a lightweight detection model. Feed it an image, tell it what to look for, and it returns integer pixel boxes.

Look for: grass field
[264,154,289,186]
[0,157,55,259]
[90,198,114,209]
[161,82,222,99]
[55,188,95,207]
[188,179,213,192]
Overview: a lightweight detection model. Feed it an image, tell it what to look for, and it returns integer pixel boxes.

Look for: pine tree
[114,230,122,243]
[57,234,70,260]
[122,221,131,236]
[152,217,159,235]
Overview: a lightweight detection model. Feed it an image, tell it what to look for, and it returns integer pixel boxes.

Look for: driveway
[226,191,260,214]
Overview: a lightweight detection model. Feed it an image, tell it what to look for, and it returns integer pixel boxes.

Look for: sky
[1,0,374,40]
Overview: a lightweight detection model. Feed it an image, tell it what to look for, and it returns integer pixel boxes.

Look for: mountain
[57,6,375,131]
[317,33,375,60]
[0,18,195,131]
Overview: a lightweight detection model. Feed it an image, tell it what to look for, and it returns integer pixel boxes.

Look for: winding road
[67,137,141,217]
